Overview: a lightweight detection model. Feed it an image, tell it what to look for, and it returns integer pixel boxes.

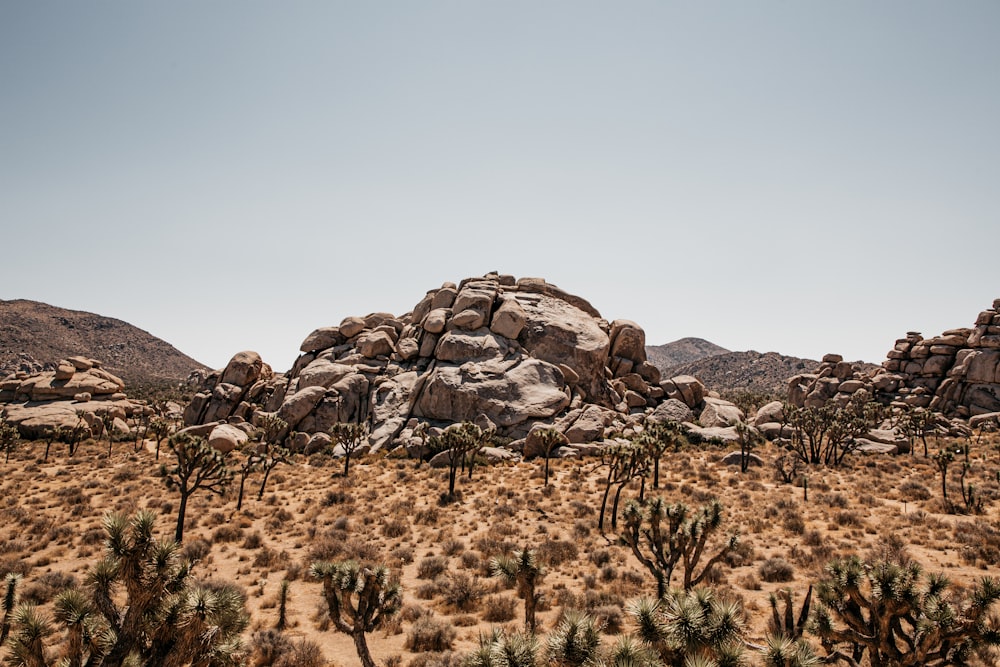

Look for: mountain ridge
[0,298,208,389]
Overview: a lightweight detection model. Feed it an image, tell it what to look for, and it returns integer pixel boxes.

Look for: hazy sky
[2,2,998,373]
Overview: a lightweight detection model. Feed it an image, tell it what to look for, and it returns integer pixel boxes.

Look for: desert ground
[2,429,998,666]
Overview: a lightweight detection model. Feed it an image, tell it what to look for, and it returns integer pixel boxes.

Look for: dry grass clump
[404,613,456,652]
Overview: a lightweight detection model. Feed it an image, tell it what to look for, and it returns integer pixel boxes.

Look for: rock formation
[788,299,1000,418]
[0,358,147,439]
[183,274,735,455]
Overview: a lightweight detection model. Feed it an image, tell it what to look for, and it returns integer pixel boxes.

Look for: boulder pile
[0,357,145,439]
[183,274,740,454]
[788,299,1000,419]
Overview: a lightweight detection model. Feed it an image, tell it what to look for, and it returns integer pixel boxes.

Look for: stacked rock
[0,358,144,439]
[183,273,734,455]
[787,299,1000,419]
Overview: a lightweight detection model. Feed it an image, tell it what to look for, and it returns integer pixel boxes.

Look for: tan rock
[208,423,249,454]
[357,330,395,359]
[221,351,265,387]
[300,327,342,353]
[339,316,366,339]
[422,308,450,334]
[609,320,646,363]
[490,298,527,340]
[55,361,75,380]
[451,308,487,330]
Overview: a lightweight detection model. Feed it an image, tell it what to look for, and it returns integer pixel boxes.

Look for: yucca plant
[490,547,546,633]
[628,588,745,667]
[546,610,604,666]
[813,554,1000,666]
[311,559,401,667]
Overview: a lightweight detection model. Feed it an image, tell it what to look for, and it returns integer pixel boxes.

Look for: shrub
[758,557,795,582]
[482,594,517,622]
[417,555,448,580]
[382,519,410,539]
[404,614,456,652]
[441,572,482,611]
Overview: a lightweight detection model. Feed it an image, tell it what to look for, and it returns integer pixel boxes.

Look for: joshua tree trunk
[524,592,537,633]
[353,629,377,667]
[175,493,189,543]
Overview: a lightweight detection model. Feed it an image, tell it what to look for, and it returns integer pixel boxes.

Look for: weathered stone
[221,351,266,387]
[432,286,458,309]
[565,405,611,443]
[451,308,487,330]
[357,331,395,359]
[698,397,744,428]
[300,327,343,353]
[422,308,450,334]
[297,359,355,390]
[208,423,248,454]
[276,386,328,432]
[721,451,764,467]
[339,316,366,339]
[524,423,569,458]
[609,320,646,363]
[435,329,505,363]
[649,398,694,424]
[661,375,705,409]
[415,358,569,427]
[753,401,784,426]
[55,361,75,380]
[67,356,94,371]
[490,298,527,340]
[74,392,92,403]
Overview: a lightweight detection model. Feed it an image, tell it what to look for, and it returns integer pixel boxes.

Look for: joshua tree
[329,421,369,478]
[621,497,738,598]
[546,610,603,666]
[428,421,490,501]
[310,559,402,667]
[0,416,21,464]
[3,511,249,667]
[148,416,171,460]
[42,426,65,462]
[98,408,116,456]
[935,447,955,511]
[235,444,264,512]
[277,579,291,631]
[734,420,763,473]
[256,438,291,502]
[532,427,567,486]
[162,432,232,542]
[1,572,21,647]
[628,587,746,667]
[813,554,1000,666]
[597,442,647,532]
[959,461,984,514]
[490,547,546,633]
[639,419,682,490]
[69,409,88,456]
[468,627,541,667]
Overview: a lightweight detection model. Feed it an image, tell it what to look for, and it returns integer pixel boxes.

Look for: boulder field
[0,357,148,439]
[788,298,1000,419]
[182,274,739,454]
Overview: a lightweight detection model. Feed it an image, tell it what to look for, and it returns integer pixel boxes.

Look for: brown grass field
[2,433,999,666]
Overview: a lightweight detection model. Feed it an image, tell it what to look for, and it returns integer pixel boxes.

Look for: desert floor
[2,433,999,666]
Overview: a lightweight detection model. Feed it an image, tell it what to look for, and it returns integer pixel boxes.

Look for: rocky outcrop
[0,359,145,439]
[183,274,676,453]
[788,299,1000,418]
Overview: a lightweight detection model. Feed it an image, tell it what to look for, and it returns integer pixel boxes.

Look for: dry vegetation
[2,430,999,666]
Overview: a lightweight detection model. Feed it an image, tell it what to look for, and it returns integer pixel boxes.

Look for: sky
[2,2,998,373]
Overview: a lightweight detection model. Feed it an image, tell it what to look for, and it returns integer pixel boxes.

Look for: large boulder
[208,423,249,454]
[415,358,569,427]
[660,375,705,409]
[699,397,744,428]
[221,351,266,387]
[648,398,694,424]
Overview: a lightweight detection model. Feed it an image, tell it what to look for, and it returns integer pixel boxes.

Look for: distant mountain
[645,337,730,371]
[0,299,208,389]
[664,350,822,396]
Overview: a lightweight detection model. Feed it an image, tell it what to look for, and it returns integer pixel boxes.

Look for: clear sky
[2,2,998,373]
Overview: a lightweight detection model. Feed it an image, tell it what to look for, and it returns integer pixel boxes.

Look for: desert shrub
[20,571,78,605]
[417,555,448,580]
[382,519,410,539]
[253,547,290,570]
[212,524,245,543]
[441,572,482,611]
[392,545,415,564]
[416,581,440,600]
[459,551,480,571]
[482,594,517,622]
[782,509,806,535]
[404,614,456,652]
[322,489,352,506]
[249,629,292,666]
[406,652,462,667]
[242,532,264,549]
[442,538,465,556]
[181,538,212,563]
[590,605,624,634]
[899,480,932,501]
[537,538,577,566]
[835,510,863,527]
[414,507,440,525]
[954,519,1000,566]
[758,557,795,582]
[400,603,429,622]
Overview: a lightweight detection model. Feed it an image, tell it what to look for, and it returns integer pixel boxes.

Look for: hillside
[0,299,207,389]
[645,337,729,370]
[665,350,822,395]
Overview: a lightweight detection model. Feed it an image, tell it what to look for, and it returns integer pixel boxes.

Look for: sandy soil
[1,433,998,666]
